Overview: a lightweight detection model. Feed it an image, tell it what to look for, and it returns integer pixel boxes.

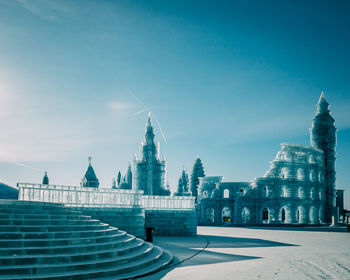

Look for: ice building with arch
[197,93,342,226]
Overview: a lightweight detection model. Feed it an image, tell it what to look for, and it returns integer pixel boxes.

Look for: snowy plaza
[147,226,350,280]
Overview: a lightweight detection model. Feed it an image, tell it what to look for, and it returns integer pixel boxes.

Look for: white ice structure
[197,93,340,226]
[16,113,197,237]
[17,182,197,237]
[17,183,195,210]
[132,113,169,195]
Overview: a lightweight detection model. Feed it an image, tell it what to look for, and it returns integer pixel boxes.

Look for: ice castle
[197,92,341,225]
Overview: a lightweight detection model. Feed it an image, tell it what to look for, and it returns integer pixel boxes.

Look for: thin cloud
[107,102,133,111]
[13,0,75,21]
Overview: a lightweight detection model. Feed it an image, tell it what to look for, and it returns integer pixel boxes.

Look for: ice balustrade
[18,183,142,207]
[17,183,195,210]
[141,195,194,210]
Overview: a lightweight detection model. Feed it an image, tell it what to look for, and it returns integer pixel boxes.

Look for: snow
[142,226,350,280]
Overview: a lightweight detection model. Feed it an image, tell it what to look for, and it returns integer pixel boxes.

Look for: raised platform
[0,200,172,279]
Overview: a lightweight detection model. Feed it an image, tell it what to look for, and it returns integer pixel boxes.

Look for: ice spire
[146,112,152,127]
[145,112,155,145]
[317,91,330,114]
[310,91,336,224]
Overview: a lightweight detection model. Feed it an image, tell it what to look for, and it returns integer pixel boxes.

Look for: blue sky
[0,0,349,207]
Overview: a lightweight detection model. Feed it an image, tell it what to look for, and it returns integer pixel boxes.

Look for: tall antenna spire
[88,156,92,166]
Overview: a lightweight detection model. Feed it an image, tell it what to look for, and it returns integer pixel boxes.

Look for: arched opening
[297,206,305,223]
[262,208,269,223]
[298,187,305,199]
[310,170,315,182]
[310,187,316,199]
[206,208,214,223]
[223,189,229,199]
[280,167,289,179]
[297,168,304,181]
[319,207,324,223]
[309,155,315,163]
[318,172,322,182]
[281,208,286,223]
[281,186,288,197]
[203,191,208,198]
[222,207,231,223]
[241,207,250,224]
[309,206,318,224]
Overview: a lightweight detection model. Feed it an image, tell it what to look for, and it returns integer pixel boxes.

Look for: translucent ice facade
[132,113,169,196]
[197,144,326,225]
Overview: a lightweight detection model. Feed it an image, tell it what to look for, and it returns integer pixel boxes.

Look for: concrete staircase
[0,200,172,280]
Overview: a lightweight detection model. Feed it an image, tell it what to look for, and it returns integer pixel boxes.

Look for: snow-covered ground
[143,226,350,280]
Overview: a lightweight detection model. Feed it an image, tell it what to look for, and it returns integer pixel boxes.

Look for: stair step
[0,205,70,212]
[0,200,173,279]
[0,223,109,232]
[0,214,92,220]
[0,200,63,208]
[0,238,148,268]
[0,227,119,240]
[0,208,83,216]
[0,234,136,256]
[0,245,165,279]
[112,249,173,280]
[0,219,102,226]
[0,230,127,248]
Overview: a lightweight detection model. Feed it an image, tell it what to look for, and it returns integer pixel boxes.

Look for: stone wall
[145,210,197,236]
[73,206,145,238]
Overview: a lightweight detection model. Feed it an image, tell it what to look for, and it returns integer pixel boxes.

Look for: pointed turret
[42,172,49,185]
[81,156,99,188]
[145,112,155,145]
[146,112,152,127]
[310,92,336,224]
[317,91,330,114]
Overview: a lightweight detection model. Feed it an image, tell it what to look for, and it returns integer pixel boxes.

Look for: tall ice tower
[132,113,169,195]
[310,92,337,223]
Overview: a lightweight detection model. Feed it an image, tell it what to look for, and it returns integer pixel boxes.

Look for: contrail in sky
[128,89,167,144]
[134,108,150,116]
[8,161,43,172]
[73,35,168,145]
[150,111,167,144]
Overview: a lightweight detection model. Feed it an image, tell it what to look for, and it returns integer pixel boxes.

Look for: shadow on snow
[139,234,297,279]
